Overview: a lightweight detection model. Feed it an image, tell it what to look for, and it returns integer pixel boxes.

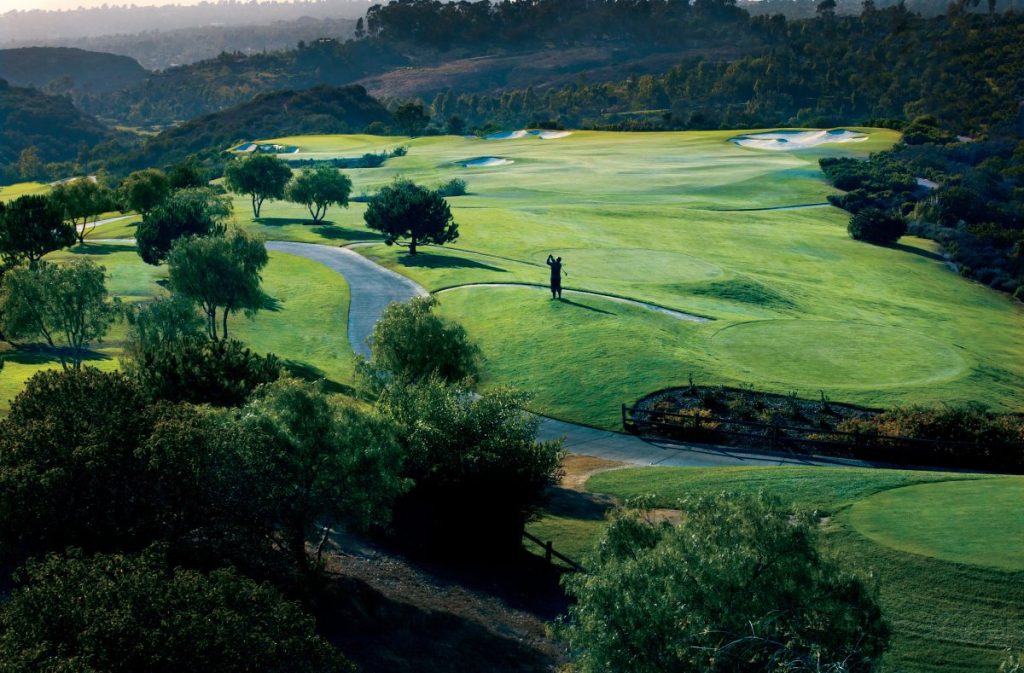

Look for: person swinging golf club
[547,254,566,299]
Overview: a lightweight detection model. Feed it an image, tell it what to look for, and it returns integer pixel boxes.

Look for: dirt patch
[319,535,566,673]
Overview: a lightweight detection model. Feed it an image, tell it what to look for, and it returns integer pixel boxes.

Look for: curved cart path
[268,241,874,469]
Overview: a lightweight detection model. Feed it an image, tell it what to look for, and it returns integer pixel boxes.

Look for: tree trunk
[409,236,417,255]
[252,193,261,218]
[222,309,229,341]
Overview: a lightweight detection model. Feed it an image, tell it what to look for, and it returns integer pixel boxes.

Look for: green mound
[689,277,796,309]
[711,320,968,388]
[546,248,724,286]
[848,477,1024,571]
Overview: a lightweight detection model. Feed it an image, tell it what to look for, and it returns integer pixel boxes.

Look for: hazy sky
[5,1,234,11]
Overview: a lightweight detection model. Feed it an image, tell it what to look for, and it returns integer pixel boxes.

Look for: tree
[393,101,431,136]
[241,379,407,577]
[363,179,458,254]
[847,208,907,244]
[167,230,269,340]
[118,168,171,216]
[135,188,230,265]
[167,158,209,190]
[0,260,121,370]
[0,547,354,673]
[224,154,293,218]
[0,369,150,562]
[285,165,352,224]
[359,296,480,389]
[817,0,837,17]
[17,147,43,181]
[446,114,466,135]
[377,378,563,553]
[50,178,117,244]
[0,195,76,267]
[559,494,890,673]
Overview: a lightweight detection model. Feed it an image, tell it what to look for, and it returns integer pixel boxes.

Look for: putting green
[848,478,1024,571]
[710,320,969,388]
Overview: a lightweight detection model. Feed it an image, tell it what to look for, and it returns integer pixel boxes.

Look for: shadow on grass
[311,225,381,242]
[543,486,616,521]
[67,242,134,256]
[398,252,506,272]
[5,344,111,366]
[556,297,616,316]
[281,359,358,397]
[891,242,946,262]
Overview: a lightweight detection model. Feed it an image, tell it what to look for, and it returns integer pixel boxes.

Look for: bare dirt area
[357,44,754,99]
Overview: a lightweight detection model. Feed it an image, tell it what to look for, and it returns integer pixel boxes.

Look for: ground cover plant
[526,464,1024,673]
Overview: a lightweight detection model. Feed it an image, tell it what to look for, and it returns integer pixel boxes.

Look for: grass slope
[0,241,351,410]
[229,129,1023,429]
[538,465,1024,673]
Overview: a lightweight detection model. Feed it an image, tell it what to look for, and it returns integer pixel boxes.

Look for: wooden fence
[522,531,584,572]
[622,404,1024,472]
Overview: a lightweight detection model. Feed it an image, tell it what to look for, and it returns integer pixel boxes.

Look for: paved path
[266,241,428,359]
[267,241,874,469]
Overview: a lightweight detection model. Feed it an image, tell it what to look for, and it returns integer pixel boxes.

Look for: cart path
[266,241,874,469]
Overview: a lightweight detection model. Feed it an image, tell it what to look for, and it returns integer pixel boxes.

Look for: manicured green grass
[0,181,50,201]
[547,465,1024,673]
[231,129,1023,429]
[848,477,1024,571]
[585,465,994,514]
[0,242,352,410]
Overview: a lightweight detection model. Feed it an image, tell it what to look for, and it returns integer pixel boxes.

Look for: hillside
[0,47,147,96]
[111,85,392,171]
[0,78,117,181]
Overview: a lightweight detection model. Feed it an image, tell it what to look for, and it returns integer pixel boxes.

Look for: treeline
[430,8,1024,135]
[364,0,747,48]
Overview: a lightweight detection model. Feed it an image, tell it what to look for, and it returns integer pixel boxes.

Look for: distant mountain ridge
[0,47,147,95]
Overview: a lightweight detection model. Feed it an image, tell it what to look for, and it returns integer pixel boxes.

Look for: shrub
[560,494,890,673]
[437,178,468,197]
[847,208,907,244]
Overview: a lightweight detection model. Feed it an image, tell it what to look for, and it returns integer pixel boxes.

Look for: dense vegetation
[820,129,1024,297]
[0,80,116,182]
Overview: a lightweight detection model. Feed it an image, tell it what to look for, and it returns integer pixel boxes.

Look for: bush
[847,208,907,244]
[559,494,890,673]
[436,178,467,197]
[0,547,353,673]
[377,378,564,554]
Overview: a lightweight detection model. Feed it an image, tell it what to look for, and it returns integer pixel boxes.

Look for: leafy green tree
[167,230,269,340]
[0,260,121,370]
[0,369,150,562]
[377,378,563,553]
[224,154,294,218]
[0,547,354,673]
[0,195,76,267]
[285,165,352,223]
[167,157,209,190]
[135,188,230,265]
[559,493,890,673]
[363,178,458,254]
[50,178,117,244]
[358,295,481,389]
[121,296,279,408]
[241,378,407,576]
[118,168,171,216]
[393,101,431,136]
[847,208,907,244]
[446,114,466,135]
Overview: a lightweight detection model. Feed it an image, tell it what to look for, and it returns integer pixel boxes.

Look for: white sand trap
[731,129,868,150]
[532,130,572,140]
[485,130,529,140]
[461,157,513,168]
[916,177,939,190]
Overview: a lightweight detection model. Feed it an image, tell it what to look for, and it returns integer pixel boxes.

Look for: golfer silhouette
[546,254,566,299]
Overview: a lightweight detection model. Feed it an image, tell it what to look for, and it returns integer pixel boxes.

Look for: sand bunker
[233,143,300,154]
[484,129,573,140]
[461,157,513,168]
[731,129,868,150]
